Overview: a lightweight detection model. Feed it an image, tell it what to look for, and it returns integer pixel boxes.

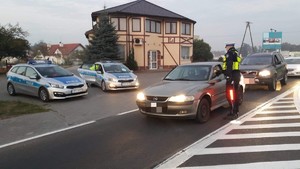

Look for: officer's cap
[225,43,235,47]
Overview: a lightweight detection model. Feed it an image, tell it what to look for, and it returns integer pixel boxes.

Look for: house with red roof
[46,42,85,64]
[48,42,85,58]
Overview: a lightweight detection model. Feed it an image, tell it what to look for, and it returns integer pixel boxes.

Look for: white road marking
[191,144,300,155]
[238,123,300,129]
[117,109,139,116]
[256,110,299,114]
[0,121,95,149]
[247,116,300,121]
[0,108,139,150]
[188,161,300,169]
[222,132,300,139]
[155,84,300,169]
[267,105,296,108]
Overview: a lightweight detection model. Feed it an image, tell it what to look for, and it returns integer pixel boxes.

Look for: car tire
[101,81,107,92]
[280,73,288,86]
[268,76,277,91]
[195,98,210,123]
[238,86,244,105]
[7,83,16,96]
[39,87,49,102]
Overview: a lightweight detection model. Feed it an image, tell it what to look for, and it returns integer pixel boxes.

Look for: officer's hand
[226,76,232,82]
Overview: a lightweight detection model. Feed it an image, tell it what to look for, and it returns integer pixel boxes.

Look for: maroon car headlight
[168,95,194,103]
[137,92,146,101]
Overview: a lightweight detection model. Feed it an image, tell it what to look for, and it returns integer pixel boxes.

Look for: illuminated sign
[262,32,282,50]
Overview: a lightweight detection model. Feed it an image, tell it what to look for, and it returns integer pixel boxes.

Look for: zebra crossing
[155,85,300,169]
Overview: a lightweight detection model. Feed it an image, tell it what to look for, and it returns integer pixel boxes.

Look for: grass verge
[0,101,50,120]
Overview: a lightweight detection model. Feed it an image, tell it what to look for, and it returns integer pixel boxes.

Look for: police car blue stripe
[110,73,133,78]
[53,76,81,84]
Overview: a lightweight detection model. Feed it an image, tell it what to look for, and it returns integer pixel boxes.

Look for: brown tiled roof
[48,43,84,56]
[91,0,196,23]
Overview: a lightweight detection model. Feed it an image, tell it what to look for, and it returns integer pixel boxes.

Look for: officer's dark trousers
[226,71,241,114]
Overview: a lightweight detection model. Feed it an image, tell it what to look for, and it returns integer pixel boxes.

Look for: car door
[24,67,40,96]
[95,64,104,86]
[207,65,227,109]
[77,63,98,84]
[274,54,285,80]
[14,66,27,94]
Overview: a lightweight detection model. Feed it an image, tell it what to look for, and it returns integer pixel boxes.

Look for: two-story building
[85,0,196,70]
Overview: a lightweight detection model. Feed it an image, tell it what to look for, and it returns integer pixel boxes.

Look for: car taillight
[229,89,234,101]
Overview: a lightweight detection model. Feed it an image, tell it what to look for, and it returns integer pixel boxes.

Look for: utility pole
[240,21,254,55]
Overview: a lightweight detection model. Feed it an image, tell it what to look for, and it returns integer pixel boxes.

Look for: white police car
[77,61,139,91]
[6,60,88,102]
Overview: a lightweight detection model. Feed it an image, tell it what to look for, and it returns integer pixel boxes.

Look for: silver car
[285,57,300,77]
[77,61,139,91]
[136,62,245,123]
[6,60,88,102]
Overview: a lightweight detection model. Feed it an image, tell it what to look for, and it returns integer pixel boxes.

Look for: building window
[146,19,161,33]
[132,18,141,32]
[111,17,127,31]
[118,45,126,61]
[181,22,191,35]
[166,22,177,34]
[181,46,190,60]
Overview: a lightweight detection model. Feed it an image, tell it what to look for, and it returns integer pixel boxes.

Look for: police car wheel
[101,81,107,92]
[195,98,210,123]
[39,88,49,102]
[7,83,16,96]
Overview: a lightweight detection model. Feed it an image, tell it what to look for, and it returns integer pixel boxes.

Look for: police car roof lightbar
[27,59,52,65]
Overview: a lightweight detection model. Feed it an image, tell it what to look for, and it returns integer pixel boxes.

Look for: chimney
[59,42,64,47]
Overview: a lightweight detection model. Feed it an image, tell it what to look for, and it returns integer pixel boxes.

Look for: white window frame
[181,46,190,60]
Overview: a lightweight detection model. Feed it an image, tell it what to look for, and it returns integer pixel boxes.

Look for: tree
[30,41,49,57]
[125,49,138,71]
[0,23,30,60]
[281,42,300,51]
[192,39,213,62]
[85,12,119,62]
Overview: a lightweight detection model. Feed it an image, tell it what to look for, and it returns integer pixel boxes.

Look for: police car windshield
[35,66,73,78]
[103,64,130,73]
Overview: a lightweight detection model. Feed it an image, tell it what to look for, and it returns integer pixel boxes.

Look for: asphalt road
[0,67,299,168]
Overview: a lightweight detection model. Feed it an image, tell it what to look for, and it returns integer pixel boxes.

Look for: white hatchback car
[285,57,300,77]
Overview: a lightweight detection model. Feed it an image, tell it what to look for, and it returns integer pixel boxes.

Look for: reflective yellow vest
[222,51,241,71]
[90,64,99,71]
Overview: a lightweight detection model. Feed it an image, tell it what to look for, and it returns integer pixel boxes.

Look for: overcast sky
[1,0,300,51]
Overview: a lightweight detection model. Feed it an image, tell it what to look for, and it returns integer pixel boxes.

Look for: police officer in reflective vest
[222,43,241,118]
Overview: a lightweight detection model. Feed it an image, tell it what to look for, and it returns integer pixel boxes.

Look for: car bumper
[136,100,198,118]
[287,70,300,76]
[243,77,273,85]
[106,81,139,90]
[48,84,88,100]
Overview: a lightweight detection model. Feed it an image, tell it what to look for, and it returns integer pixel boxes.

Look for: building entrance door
[148,51,157,69]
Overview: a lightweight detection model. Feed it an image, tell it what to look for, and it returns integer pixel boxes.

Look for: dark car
[240,52,288,91]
